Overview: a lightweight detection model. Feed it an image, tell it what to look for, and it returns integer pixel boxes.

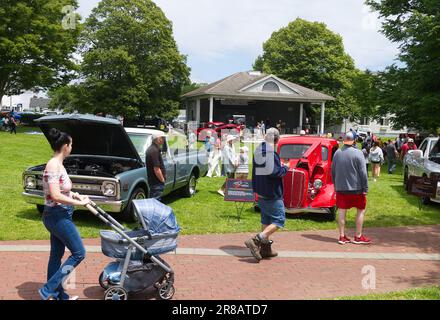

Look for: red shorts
[336,192,367,210]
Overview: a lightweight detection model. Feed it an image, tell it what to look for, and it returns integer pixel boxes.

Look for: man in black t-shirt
[146,131,167,200]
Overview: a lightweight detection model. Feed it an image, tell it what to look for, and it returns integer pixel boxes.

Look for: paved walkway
[1,225,440,300]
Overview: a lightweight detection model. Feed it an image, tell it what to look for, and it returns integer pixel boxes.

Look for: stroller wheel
[104,286,128,301]
[158,284,175,300]
[98,272,109,290]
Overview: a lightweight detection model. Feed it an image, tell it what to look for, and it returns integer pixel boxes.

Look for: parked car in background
[22,114,208,221]
[196,121,225,141]
[255,136,340,220]
[403,136,440,204]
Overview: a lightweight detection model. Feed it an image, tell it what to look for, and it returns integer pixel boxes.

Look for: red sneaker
[338,235,351,245]
[353,235,372,245]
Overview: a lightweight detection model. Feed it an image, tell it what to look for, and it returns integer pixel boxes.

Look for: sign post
[224,179,255,221]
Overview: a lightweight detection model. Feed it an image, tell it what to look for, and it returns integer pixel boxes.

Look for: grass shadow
[15,207,137,231]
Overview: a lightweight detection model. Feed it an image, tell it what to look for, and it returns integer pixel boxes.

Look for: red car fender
[308,184,336,209]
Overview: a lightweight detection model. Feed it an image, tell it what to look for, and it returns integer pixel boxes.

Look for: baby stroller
[86,199,180,300]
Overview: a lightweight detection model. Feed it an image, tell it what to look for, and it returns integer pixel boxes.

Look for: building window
[262,81,280,92]
[380,117,390,126]
[362,117,370,125]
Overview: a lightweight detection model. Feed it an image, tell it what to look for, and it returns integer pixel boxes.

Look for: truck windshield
[280,144,329,161]
[430,141,440,158]
[127,133,151,155]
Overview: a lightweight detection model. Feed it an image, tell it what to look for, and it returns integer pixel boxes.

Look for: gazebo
[182,71,335,134]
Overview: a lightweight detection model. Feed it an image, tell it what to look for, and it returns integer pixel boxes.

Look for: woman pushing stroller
[38,128,91,300]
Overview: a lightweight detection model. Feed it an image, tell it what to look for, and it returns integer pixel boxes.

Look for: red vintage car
[196,122,225,141]
[255,136,340,220]
[197,122,245,141]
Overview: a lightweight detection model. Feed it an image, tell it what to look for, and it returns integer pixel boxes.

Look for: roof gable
[239,75,303,96]
[182,71,335,101]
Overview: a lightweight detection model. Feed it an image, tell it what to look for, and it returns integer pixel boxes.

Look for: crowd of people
[202,132,250,196]
[356,131,419,182]
[0,113,18,134]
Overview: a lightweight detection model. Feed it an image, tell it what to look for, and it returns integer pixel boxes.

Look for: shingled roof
[182,71,335,102]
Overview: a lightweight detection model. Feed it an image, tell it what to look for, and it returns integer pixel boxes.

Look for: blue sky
[3,0,400,108]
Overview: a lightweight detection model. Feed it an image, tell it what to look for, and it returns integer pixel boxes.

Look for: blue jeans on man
[39,205,86,300]
[388,158,397,174]
[150,183,165,201]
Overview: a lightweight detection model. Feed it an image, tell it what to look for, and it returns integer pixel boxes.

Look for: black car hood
[36,114,142,162]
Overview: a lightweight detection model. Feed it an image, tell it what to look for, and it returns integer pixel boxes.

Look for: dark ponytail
[48,128,71,152]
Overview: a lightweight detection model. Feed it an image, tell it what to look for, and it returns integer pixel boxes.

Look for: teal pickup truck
[22,114,208,221]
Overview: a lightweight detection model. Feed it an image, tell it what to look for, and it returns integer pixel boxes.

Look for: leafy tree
[254,18,359,126]
[51,0,190,121]
[366,0,440,132]
[182,82,208,96]
[0,0,81,102]
[349,69,380,123]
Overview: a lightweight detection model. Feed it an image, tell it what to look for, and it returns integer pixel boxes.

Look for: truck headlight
[102,182,116,196]
[25,176,37,189]
[313,179,323,190]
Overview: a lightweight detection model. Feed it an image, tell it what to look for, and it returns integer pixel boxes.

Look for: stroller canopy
[132,199,180,236]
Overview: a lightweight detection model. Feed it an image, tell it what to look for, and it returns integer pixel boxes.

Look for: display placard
[224,179,255,202]
[407,176,437,198]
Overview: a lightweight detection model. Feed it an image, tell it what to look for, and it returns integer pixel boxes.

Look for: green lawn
[336,286,440,300]
[0,126,439,240]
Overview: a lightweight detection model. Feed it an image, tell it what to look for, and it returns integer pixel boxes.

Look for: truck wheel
[36,205,44,214]
[121,187,146,222]
[183,173,197,197]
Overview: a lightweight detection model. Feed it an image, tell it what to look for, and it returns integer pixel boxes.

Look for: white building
[327,115,409,138]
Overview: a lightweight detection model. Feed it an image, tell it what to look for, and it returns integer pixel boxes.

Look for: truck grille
[283,169,308,208]
[32,175,104,196]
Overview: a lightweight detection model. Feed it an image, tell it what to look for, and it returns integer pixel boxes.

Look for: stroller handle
[86,202,126,231]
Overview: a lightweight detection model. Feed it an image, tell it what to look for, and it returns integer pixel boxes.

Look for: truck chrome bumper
[285,207,332,214]
[22,191,125,213]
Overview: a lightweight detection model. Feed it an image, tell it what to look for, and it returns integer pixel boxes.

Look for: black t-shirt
[146,143,166,186]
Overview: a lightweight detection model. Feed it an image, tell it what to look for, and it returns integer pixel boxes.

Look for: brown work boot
[244,236,262,262]
[260,240,278,259]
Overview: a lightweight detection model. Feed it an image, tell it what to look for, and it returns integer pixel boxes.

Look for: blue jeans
[258,198,286,228]
[39,205,85,300]
[388,158,396,173]
[150,183,165,201]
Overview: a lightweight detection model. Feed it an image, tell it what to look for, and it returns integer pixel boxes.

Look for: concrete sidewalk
[1,225,439,300]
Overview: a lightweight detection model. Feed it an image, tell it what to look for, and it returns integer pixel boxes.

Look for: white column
[209,96,214,122]
[299,103,304,129]
[196,98,201,125]
[320,102,325,135]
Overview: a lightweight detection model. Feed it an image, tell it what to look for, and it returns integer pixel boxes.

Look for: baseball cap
[408,138,414,143]
[152,131,167,140]
[344,131,356,145]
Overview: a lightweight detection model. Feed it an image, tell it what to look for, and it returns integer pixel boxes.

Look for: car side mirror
[408,150,423,159]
